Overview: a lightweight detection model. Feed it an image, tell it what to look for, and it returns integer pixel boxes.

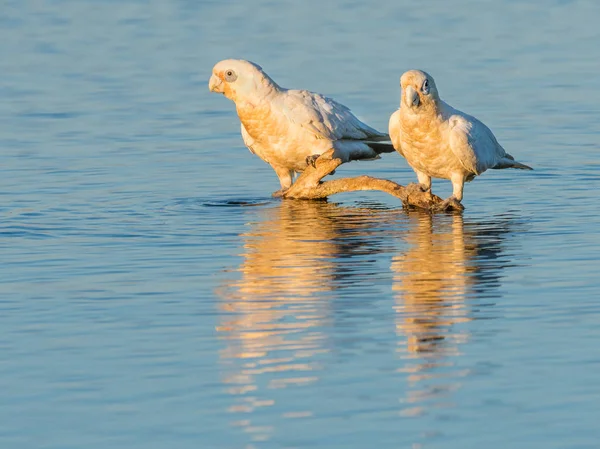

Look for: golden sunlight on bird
[209,59,394,196]
[389,70,532,209]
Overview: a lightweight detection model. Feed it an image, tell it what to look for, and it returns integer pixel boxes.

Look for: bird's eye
[224,70,237,82]
[422,79,430,94]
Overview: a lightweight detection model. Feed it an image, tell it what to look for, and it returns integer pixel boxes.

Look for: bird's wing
[448,114,503,175]
[388,109,404,157]
[240,123,256,155]
[279,89,388,142]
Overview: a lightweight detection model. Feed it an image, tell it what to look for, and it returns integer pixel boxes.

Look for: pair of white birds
[209,59,532,208]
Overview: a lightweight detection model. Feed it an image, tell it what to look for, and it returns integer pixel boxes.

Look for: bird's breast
[237,103,277,143]
[236,102,322,171]
[399,114,463,179]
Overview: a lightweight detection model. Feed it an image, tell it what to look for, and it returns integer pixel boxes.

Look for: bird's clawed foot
[271,188,289,198]
[435,196,464,212]
[305,154,335,175]
[306,154,320,168]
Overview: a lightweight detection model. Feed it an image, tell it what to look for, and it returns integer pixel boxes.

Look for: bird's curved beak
[405,85,420,107]
[209,74,223,93]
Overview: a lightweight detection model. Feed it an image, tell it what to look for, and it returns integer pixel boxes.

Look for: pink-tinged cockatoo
[389,69,532,209]
[209,59,393,196]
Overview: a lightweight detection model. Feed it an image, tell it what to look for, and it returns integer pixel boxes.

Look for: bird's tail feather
[332,141,394,163]
[366,142,396,154]
[510,161,534,170]
[493,158,533,170]
[363,133,391,142]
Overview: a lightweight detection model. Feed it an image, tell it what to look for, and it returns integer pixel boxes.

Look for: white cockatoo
[209,59,393,196]
[389,70,532,209]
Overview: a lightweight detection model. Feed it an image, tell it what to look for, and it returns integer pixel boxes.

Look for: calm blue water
[2,1,600,448]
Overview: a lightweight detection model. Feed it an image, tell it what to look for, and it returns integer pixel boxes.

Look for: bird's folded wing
[240,123,256,155]
[279,90,388,142]
[448,115,499,175]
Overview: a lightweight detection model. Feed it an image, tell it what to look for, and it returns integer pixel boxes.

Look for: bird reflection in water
[216,199,393,443]
[393,210,518,418]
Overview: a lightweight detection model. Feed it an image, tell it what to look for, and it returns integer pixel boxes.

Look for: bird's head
[209,59,278,102]
[400,70,439,113]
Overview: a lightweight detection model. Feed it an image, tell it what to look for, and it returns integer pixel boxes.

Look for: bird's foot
[305,154,335,175]
[271,188,289,198]
[306,154,320,168]
[435,196,464,212]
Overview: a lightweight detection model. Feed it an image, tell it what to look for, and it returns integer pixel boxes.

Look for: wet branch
[282,149,462,212]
